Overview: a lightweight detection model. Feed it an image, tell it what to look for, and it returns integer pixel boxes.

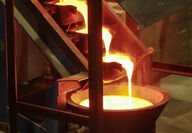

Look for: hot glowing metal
[102,28,134,97]
[93,28,153,110]
[57,0,153,109]
[56,0,88,34]
[80,95,153,110]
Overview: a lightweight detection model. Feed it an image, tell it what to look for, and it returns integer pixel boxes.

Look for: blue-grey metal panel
[116,0,192,28]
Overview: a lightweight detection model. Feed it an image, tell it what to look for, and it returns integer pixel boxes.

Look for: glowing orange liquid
[56,1,153,109]
[56,0,88,34]
[80,95,153,110]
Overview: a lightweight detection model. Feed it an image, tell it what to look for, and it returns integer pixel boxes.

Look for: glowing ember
[56,0,88,34]
[80,95,153,110]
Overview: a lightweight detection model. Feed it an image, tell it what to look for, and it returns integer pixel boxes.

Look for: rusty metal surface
[116,0,192,28]
[152,62,192,77]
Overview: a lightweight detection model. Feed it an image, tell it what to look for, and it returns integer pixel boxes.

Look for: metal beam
[152,62,192,77]
[88,0,104,132]
[5,0,18,132]
[17,101,89,126]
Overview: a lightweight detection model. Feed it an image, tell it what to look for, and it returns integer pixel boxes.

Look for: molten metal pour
[81,27,153,110]
[56,0,153,110]
[80,96,153,110]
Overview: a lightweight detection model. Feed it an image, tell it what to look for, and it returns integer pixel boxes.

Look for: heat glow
[102,28,133,97]
[102,27,112,60]
[80,95,152,110]
[58,0,153,109]
[56,0,88,34]
[56,0,111,36]
[80,28,153,109]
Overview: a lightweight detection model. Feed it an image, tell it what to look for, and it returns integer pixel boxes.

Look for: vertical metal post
[5,0,18,132]
[142,49,153,85]
[88,0,103,132]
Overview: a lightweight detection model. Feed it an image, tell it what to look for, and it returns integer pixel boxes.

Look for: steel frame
[153,62,192,77]
[6,0,18,132]
[88,0,104,132]
[6,0,103,132]
[6,0,192,133]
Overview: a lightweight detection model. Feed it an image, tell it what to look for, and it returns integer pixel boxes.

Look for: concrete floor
[157,75,192,133]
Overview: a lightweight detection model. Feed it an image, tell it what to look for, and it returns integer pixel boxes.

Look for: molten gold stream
[80,28,153,109]
[80,96,152,110]
[56,0,153,109]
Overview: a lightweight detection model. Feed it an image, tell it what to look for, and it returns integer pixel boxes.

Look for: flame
[56,0,88,34]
